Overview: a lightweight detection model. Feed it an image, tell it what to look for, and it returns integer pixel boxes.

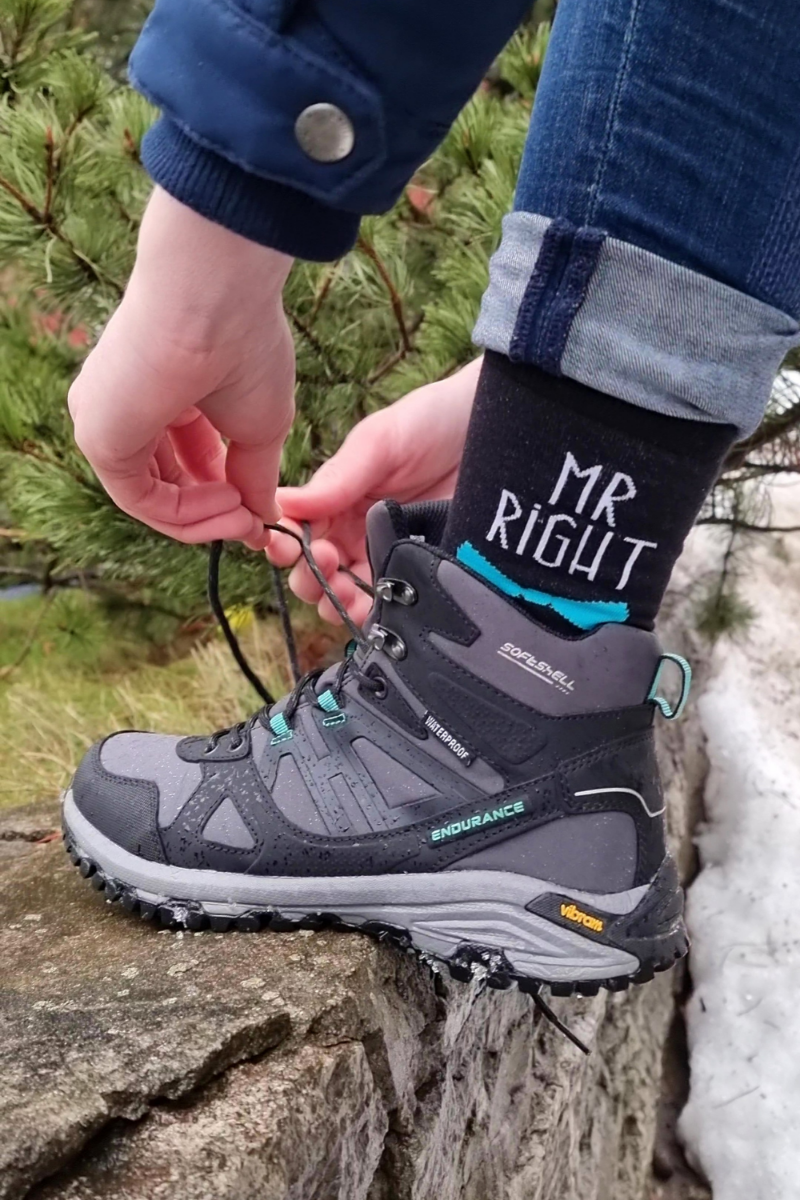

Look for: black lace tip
[531,987,591,1055]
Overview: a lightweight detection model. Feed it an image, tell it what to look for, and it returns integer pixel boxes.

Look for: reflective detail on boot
[351,738,436,807]
[574,786,665,819]
[447,811,637,894]
[202,797,255,850]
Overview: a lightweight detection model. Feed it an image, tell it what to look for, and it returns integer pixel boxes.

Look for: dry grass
[0,592,343,809]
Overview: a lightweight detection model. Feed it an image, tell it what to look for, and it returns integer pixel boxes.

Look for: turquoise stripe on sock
[456,542,629,630]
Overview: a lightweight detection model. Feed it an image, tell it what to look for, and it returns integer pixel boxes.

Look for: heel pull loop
[647,653,692,720]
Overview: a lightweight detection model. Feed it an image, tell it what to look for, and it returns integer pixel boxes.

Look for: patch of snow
[679,479,800,1200]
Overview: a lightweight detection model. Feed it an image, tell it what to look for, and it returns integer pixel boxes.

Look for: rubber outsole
[61,824,688,1001]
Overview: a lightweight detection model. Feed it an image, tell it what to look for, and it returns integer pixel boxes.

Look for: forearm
[129,0,531,260]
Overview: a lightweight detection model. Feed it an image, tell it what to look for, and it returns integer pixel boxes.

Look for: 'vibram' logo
[560,903,604,934]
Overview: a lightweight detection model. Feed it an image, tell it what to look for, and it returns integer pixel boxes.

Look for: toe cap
[72,739,165,862]
[72,732,201,863]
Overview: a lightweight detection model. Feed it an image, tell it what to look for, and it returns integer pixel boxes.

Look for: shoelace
[207,529,590,1054]
[206,523,383,753]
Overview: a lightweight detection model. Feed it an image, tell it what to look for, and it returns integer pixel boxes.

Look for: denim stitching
[585,0,643,226]
[537,227,606,372]
[746,137,800,317]
[508,220,605,372]
[508,218,573,362]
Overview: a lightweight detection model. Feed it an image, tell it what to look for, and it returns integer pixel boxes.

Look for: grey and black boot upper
[71,499,677,904]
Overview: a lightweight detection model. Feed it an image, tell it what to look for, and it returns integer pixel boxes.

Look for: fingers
[67,202,297,548]
[201,317,295,528]
[145,507,263,545]
[266,517,311,568]
[315,568,374,625]
[281,536,374,625]
[168,410,227,483]
[288,538,340,604]
[277,416,393,521]
[224,436,285,527]
[108,455,263,544]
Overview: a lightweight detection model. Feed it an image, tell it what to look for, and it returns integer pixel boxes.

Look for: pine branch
[288,310,352,385]
[0,165,125,295]
[0,7,35,95]
[724,402,800,470]
[734,462,800,480]
[8,441,90,489]
[0,170,41,221]
[122,126,139,162]
[367,312,424,384]
[357,235,412,351]
[309,260,343,323]
[42,124,55,219]
[697,517,800,534]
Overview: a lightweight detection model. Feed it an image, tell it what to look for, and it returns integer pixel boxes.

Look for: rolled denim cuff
[473,213,800,438]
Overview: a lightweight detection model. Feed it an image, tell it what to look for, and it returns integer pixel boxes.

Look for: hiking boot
[62,500,689,995]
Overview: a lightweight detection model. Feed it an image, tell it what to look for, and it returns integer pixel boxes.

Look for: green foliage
[0,0,547,614]
[694,579,755,642]
[0,0,85,93]
[0,587,303,806]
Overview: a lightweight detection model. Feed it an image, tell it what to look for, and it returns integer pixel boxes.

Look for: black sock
[443,352,737,631]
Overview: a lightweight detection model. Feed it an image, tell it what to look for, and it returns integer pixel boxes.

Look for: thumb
[278,416,393,521]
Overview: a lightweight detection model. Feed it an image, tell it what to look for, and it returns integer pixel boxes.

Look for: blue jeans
[474,0,800,436]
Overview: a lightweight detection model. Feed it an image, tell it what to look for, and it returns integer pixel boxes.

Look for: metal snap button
[294,103,355,163]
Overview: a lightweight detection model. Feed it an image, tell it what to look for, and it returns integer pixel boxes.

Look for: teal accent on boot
[317,688,347,727]
[455,542,629,630]
[269,712,293,744]
[429,798,527,845]
[647,653,692,719]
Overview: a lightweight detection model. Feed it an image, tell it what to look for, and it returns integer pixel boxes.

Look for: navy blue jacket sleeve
[129,0,531,260]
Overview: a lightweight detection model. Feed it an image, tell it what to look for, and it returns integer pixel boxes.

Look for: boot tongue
[365,499,449,579]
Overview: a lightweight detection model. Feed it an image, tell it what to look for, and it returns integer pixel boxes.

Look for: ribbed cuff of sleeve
[141,118,362,261]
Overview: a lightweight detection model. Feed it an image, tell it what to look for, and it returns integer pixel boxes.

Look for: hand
[68,187,295,546]
[268,357,482,624]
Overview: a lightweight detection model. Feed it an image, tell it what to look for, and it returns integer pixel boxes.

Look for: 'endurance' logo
[430,799,527,844]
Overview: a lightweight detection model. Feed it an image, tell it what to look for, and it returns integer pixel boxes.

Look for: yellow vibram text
[559,903,605,934]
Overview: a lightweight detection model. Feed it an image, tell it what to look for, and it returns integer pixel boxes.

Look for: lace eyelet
[373,678,388,700]
[368,625,407,661]
[375,579,417,606]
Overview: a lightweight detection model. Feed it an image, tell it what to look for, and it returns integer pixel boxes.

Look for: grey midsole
[62,791,644,980]
[63,792,647,912]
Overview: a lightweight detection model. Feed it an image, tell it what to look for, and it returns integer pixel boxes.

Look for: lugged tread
[61,831,688,999]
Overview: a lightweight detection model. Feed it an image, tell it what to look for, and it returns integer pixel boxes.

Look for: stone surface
[0,622,707,1200]
[0,800,60,861]
[2,837,677,1200]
